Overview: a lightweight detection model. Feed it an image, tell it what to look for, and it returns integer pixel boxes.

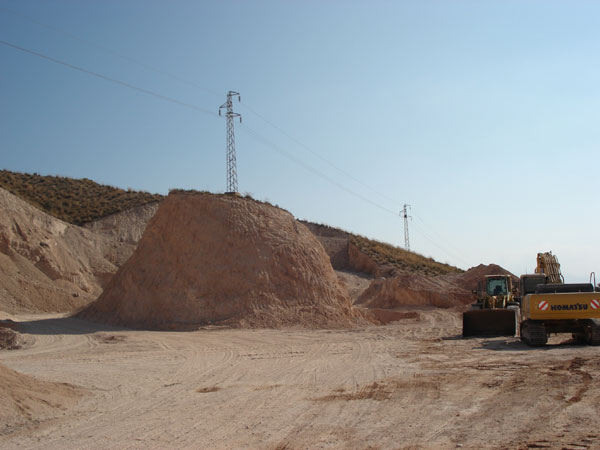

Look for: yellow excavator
[463,252,600,346]
[519,252,600,346]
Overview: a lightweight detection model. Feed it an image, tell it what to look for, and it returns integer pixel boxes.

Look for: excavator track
[584,319,600,346]
[520,320,547,346]
[588,327,600,346]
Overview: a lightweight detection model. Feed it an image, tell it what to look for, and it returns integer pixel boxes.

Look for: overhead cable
[0,5,407,211]
[0,36,467,267]
[239,124,398,216]
[0,39,218,117]
[240,102,403,209]
[413,213,469,264]
[0,6,222,99]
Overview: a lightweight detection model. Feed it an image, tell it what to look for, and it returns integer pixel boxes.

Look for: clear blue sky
[1,1,599,282]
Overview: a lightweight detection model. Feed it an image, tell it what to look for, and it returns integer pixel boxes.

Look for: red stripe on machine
[538,300,549,311]
[591,299,600,310]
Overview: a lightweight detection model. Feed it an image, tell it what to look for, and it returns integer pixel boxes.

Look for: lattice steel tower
[219,91,242,193]
[402,204,411,251]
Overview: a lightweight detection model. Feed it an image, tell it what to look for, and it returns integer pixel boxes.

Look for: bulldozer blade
[462,309,517,337]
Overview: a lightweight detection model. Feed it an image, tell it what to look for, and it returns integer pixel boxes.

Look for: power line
[0,6,222,99]
[1,7,470,260]
[241,107,470,266]
[0,39,218,117]
[240,102,402,209]
[2,5,397,209]
[0,37,468,268]
[410,221,470,267]
[240,124,399,216]
[0,38,395,215]
[413,213,468,263]
[240,124,470,266]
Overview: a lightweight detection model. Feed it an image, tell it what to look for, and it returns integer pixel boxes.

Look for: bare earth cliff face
[83,202,160,245]
[0,188,134,313]
[79,193,362,330]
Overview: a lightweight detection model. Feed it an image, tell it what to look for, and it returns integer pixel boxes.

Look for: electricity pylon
[402,204,411,251]
[219,91,242,193]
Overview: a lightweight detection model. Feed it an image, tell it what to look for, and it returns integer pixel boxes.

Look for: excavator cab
[488,278,508,296]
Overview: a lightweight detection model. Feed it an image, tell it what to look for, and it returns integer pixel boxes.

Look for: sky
[1,1,599,282]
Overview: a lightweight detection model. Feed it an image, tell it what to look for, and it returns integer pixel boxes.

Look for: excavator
[463,252,600,345]
[519,252,600,346]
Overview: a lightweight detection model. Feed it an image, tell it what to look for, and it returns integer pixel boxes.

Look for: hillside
[0,170,162,225]
[1,170,462,276]
[302,221,461,276]
[350,234,461,276]
[0,187,135,313]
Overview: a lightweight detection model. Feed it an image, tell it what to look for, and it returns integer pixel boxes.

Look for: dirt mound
[0,364,83,435]
[79,192,363,330]
[356,273,473,309]
[454,263,517,291]
[0,187,134,313]
[356,263,518,310]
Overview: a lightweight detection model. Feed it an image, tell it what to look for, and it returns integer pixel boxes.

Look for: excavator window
[486,279,507,296]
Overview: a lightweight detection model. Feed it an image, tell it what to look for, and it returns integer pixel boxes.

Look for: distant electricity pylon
[219,91,242,193]
[401,204,411,251]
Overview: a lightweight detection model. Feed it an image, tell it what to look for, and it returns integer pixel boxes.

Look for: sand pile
[357,264,519,310]
[0,187,134,313]
[0,364,83,435]
[79,192,362,330]
[453,263,518,291]
[357,273,473,309]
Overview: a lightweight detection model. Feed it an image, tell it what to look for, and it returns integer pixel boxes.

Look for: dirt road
[1,309,599,449]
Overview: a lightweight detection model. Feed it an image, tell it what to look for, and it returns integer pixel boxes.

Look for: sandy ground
[2,310,600,450]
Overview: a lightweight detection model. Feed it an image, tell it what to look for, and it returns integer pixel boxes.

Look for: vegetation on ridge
[350,235,462,275]
[0,170,163,225]
[303,221,461,275]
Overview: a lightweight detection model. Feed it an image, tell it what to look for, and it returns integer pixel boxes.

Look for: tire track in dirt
[4,311,600,449]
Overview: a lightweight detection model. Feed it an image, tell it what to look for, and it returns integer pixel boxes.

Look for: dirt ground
[1,309,599,450]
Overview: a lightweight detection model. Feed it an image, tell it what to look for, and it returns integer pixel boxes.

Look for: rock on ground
[79,192,365,330]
